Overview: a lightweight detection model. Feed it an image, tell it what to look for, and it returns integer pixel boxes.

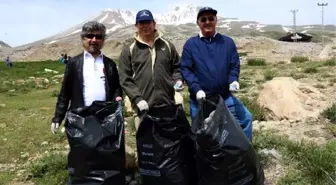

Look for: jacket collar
[134,30,162,47]
[83,50,104,59]
[199,31,218,38]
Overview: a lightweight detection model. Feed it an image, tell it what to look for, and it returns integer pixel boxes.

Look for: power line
[290,9,298,42]
[317,3,328,46]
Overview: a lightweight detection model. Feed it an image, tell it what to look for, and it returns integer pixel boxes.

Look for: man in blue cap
[118,9,184,130]
[180,7,253,141]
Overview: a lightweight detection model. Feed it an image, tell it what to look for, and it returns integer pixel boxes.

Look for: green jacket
[118,31,182,110]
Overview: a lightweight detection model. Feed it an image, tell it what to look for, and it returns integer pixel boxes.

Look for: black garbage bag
[65,101,126,185]
[191,95,265,185]
[136,105,197,185]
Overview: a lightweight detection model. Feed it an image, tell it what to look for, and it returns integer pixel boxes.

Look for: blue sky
[1,0,335,47]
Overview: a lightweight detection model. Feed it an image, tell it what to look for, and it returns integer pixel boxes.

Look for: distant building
[279,32,312,42]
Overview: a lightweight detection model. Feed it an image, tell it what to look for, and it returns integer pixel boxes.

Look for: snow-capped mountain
[13,4,336,48]
[155,5,201,24]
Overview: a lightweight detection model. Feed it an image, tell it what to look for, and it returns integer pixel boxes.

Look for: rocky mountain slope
[0,41,13,59]
[4,4,336,61]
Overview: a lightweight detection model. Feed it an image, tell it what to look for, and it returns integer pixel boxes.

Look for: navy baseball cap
[136,9,154,23]
[197,7,217,20]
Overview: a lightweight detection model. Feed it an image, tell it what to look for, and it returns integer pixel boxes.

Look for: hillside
[0,41,13,58]
[3,4,336,61]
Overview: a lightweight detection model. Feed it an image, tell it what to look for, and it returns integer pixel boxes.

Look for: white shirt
[199,31,218,41]
[83,51,106,106]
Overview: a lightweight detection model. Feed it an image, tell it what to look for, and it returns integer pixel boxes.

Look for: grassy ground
[0,58,335,185]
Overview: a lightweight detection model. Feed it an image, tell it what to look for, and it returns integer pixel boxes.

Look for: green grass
[238,52,248,57]
[0,61,65,94]
[240,97,266,121]
[0,172,16,185]
[0,60,64,80]
[321,103,336,123]
[28,153,68,185]
[304,67,318,74]
[0,59,335,184]
[291,56,309,63]
[254,131,336,185]
[323,58,336,66]
[264,70,275,81]
[247,58,266,66]
[0,86,64,163]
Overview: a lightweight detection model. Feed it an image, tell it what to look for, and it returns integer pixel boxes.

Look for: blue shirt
[180,33,240,100]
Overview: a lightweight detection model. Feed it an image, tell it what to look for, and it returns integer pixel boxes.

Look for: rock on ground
[257,77,329,121]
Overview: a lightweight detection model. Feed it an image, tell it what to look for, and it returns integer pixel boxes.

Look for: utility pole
[317,3,328,46]
[290,9,298,42]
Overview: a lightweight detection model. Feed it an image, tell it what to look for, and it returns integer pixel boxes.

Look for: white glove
[137,100,149,112]
[196,90,206,100]
[51,122,60,134]
[229,81,239,92]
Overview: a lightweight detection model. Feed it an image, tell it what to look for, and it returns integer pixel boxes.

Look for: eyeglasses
[199,16,215,23]
[84,34,105,40]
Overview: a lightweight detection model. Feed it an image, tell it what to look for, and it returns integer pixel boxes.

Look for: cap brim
[136,17,154,23]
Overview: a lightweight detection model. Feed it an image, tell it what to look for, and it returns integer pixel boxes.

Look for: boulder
[257,77,329,121]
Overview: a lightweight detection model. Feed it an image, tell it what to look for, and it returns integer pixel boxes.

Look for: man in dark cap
[180,7,253,141]
[118,9,184,130]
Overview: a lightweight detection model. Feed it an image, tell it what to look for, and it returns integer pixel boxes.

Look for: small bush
[240,97,266,121]
[183,92,190,117]
[238,52,248,57]
[326,125,336,136]
[51,90,58,97]
[313,84,325,89]
[264,70,275,81]
[28,153,68,185]
[323,58,336,66]
[321,103,336,123]
[290,72,306,80]
[291,56,309,63]
[303,67,318,73]
[239,80,250,89]
[254,131,336,185]
[247,58,266,66]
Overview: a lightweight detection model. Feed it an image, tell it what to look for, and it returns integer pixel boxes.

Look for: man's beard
[86,44,102,54]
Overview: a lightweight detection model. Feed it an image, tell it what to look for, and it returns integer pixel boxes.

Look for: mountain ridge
[12,4,336,48]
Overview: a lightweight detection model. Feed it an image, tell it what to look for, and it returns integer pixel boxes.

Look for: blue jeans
[190,95,253,141]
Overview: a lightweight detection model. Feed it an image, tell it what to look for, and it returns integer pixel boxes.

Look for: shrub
[253,131,336,185]
[51,90,58,97]
[323,58,336,66]
[291,56,309,63]
[313,84,325,89]
[240,97,266,121]
[28,153,68,185]
[264,70,275,81]
[239,80,250,89]
[238,52,248,57]
[303,67,318,73]
[247,58,266,66]
[321,103,336,123]
[290,72,306,80]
